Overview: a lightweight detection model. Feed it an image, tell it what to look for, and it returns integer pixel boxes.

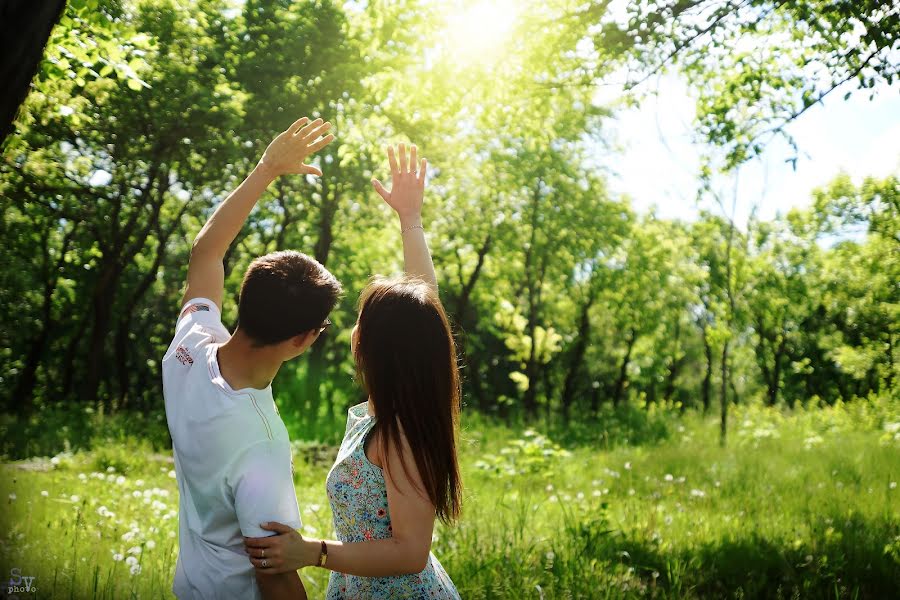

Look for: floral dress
[325,402,461,599]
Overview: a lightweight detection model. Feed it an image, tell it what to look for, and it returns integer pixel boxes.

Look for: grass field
[1,398,898,599]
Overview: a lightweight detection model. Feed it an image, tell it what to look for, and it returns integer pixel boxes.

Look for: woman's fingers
[399,143,408,174]
[243,536,277,549]
[372,179,390,201]
[246,546,282,559]
[249,556,283,571]
[410,145,418,177]
[387,145,399,176]
[418,158,427,186]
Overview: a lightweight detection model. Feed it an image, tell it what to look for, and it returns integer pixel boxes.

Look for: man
[162,116,339,599]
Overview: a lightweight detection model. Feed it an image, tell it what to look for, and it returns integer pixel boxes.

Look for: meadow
[2,397,898,600]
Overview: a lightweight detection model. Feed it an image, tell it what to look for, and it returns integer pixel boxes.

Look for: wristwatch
[317,540,328,567]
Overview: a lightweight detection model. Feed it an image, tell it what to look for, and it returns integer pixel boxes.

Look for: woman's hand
[243,521,321,574]
[257,117,335,179]
[372,143,427,226]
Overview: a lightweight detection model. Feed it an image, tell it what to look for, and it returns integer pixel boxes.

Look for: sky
[598,74,900,226]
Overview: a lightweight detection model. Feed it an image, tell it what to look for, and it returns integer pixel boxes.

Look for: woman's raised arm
[371,143,438,290]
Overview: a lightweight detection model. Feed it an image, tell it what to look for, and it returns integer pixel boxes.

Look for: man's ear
[292,330,315,349]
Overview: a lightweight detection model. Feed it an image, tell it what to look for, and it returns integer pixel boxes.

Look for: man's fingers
[410,145,418,177]
[302,121,332,143]
[372,179,390,201]
[288,116,309,133]
[300,164,323,177]
[296,118,324,139]
[399,143,408,174]
[307,133,335,154]
[387,145,399,176]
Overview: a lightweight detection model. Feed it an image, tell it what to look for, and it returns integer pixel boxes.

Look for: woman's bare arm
[372,143,438,290]
[244,431,435,577]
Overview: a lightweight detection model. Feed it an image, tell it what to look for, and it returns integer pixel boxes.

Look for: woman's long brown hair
[354,276,462,523]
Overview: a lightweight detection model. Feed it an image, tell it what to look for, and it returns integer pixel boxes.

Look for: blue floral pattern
[325,402,461,599]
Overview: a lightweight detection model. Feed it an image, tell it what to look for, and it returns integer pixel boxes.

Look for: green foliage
[0,0,897,449]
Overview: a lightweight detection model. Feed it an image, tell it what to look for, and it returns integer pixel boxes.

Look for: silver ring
[261,559,269,568]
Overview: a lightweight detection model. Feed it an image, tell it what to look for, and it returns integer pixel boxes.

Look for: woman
[243,143,462,599]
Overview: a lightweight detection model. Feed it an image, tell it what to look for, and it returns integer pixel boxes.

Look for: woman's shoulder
[342,401,374,437]
[348,401,373,420]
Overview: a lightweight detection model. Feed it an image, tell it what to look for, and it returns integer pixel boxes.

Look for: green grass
[1,398,898,599]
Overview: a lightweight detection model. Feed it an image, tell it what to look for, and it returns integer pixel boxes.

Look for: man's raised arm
[181,117,334,310]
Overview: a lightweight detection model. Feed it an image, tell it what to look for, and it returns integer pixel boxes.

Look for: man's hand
[244,521,321,574]
[258,117,334,179]
[371,143,427,226]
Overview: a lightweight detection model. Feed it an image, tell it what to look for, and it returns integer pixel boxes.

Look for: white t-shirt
[162,297,302,600]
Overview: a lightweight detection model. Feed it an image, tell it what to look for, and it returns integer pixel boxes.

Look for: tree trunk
[561,288,595,419]
[701,326,713,413]
[11,221,77,412]
[612,328,636,408]
[663,319,682,403]
[455,231,492,321]
[720,341,729,447]
[0,0,66,145]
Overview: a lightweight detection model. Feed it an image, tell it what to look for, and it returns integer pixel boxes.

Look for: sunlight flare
[443,0,519,65]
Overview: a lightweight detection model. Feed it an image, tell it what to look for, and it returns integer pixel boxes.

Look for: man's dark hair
[237,251,342,346]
